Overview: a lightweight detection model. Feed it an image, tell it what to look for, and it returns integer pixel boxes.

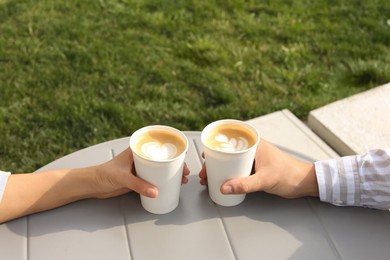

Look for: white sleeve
[0,171,11,203]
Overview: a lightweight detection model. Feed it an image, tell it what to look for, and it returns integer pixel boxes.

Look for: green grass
[1,0,389,172]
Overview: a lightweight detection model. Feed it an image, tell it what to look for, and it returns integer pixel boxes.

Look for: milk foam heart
[203,122,257,153]
[214,134,249,152]
[141,142,177,160]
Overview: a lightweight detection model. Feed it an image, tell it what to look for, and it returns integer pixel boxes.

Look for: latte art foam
[214,134,249,152]
[132,129,187,161]
[204,123,257,153]
[141,142,177,160]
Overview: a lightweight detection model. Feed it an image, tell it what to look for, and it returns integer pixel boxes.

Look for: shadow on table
[215,192,390,260]
[5,197,129,235]
[4,176,390,260]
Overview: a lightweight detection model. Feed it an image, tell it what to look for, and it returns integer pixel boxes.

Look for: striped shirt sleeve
[314,149,390,210]
[0,171,11,204]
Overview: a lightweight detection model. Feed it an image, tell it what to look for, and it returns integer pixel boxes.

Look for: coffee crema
[132,130,186,161]
[205,124,257,152]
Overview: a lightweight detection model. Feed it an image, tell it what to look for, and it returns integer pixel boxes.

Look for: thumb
[128,174,159,198]
[221,174,263,194]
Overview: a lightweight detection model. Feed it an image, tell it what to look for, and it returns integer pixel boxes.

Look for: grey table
[1,117,390,259]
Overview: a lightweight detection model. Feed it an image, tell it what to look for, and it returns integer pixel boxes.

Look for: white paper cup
[130,125,188,214]
[201,119,260,206]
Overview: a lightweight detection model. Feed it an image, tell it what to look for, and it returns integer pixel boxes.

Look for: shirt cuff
[314,157,359,207]
[314,160,327,203]
[0,171,11,204]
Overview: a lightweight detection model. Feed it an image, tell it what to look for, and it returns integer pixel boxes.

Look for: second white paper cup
[201,120,260,206]
[130,125,188,214]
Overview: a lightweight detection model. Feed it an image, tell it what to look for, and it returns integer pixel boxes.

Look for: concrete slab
[308,82,390,156]
[246,109,339,160]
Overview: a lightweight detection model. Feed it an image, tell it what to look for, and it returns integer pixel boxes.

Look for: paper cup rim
[129,125,189,162]
[201,119,260,154]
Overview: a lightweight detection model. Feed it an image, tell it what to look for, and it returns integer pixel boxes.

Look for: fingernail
[222,185,233,194]
[146,188,158,198]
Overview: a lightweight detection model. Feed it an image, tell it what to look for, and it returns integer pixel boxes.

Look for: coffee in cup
[204,123,257,153]
[132,129,187,161]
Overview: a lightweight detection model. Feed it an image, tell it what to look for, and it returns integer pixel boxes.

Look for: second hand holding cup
[201,119,260,206]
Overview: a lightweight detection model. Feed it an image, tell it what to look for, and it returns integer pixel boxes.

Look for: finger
[221,174,263,194]
[179,163,190,184]
[198,163,207,179]
[200,177,208,185]
[198,163,208,185]
[127,174,159,198]
[182,175,189,184]
[183,163,190,176]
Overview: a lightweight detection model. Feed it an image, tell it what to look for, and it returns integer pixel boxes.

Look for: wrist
[84,165,108,199]
[64,166,102,200]
[295,163,319,198]
[92,164,126,199]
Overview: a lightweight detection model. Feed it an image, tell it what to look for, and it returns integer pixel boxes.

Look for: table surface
[1,110,389,260]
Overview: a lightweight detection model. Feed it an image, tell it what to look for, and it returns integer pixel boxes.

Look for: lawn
[1,0,389,172]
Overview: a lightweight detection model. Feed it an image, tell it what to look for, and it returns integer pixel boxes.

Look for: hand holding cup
[200,120,260,206]
[130,125,189,214]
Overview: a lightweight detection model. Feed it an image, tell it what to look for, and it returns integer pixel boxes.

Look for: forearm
[0,167,100,223]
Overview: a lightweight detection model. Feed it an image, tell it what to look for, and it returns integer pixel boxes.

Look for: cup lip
[129,125,189,162]
[201,119,260,154]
